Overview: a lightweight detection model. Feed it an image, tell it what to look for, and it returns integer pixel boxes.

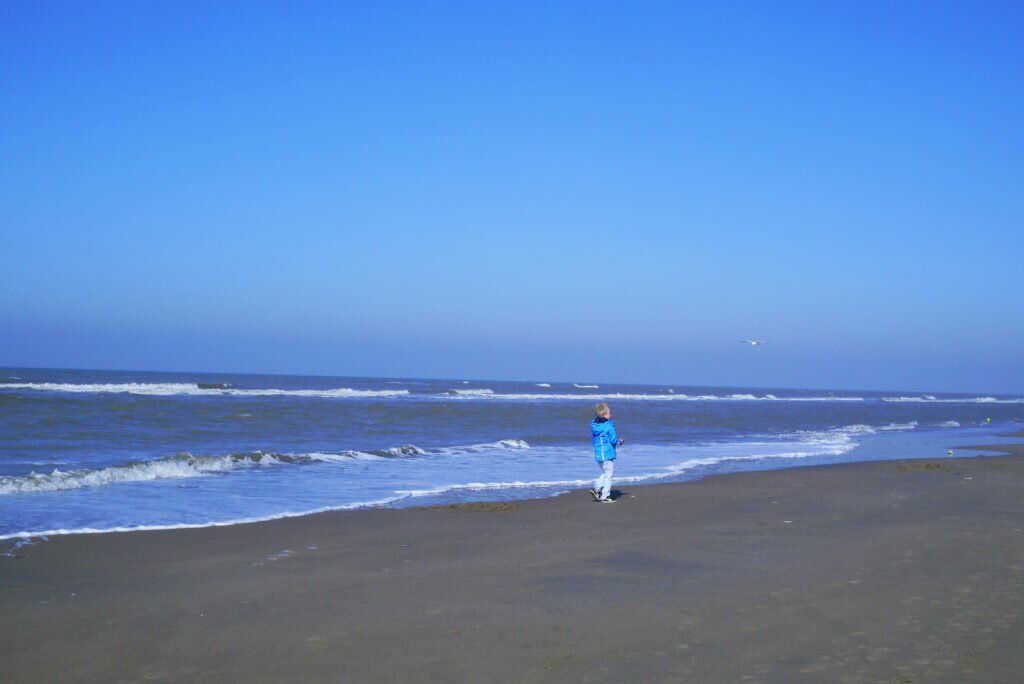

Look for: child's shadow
[607,489,627,501]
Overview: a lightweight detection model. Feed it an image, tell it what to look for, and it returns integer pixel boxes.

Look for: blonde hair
[594,402,610,417]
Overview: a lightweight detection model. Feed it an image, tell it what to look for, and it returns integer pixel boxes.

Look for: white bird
[740,339,766,347]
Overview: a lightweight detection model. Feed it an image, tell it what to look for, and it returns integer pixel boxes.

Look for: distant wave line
[3,382,1018,404]
[881,395,1023,404]
[440,392,867,402]
[0,382,409,398]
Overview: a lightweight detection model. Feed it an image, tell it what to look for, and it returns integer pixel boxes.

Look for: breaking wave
[8,382,1015,404]
[0,453,264,494]
[396,437,858,499]
[0,382,409,398]
[442,391,866,402]
[0,440,532,495]
[879,421,919,431]
[881,395,1023,404]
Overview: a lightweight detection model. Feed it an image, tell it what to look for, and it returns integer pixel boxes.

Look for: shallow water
[2,367,1022,539]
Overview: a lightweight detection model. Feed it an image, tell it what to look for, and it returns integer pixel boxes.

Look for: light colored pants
[595,459,615,500]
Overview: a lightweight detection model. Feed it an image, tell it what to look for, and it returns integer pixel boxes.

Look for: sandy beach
[3,440,1023,683]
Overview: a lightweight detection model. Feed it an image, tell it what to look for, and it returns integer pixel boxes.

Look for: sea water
[2,367,1022,540]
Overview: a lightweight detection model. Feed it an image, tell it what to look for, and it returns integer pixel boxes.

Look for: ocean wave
[446,388,494,396]
[881,395,1022,404]
[300,446,429,460]
[0,382,409,398]
[665,442,856,471]
[0,452,281,494]
[396,479,592,497]
[802,421,918,440]
[435,439,530,455]
[0,439,533,495]
[437,391,1020,404]
[0,436,860,538]
[879,421,919,431]
[441,391,866,402]
[534,383,551,388]
[0,495,411,542]
[298,451,386,463]
[0,431,853,538]
[574,383,599,388]
[395,439,857,498]
[940,420,961,428]
[305,439,529,460]
[837,424,877,435]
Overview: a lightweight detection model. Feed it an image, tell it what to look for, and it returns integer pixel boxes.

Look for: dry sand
[2,440,1023,683]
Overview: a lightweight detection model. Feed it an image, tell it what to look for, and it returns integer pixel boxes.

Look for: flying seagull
[740,339,766,347]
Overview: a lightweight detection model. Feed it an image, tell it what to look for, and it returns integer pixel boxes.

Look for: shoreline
[3,431,1021,545]
[3,441,1024,682]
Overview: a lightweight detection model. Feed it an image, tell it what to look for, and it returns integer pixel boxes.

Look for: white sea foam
[301,439,529,461]
[790,429,863,446]
[0,382,409,398]
[440,391,866,402]
[4,429,859,538]
[384,445,430,457]
[1,382,201,395]
[788,421,921,452]
[446,388,494,396]
[299,451,386,462]
[534,383,552,388]
[0,495,410,542]
[232,387,410,398]
[574,383,599,388]
[940,421,961,428]
[0,434,868,539]
[838,424,877,435]
[0,452,288,494]
[395,438,857,498]
[878,421,918,431]
[1,536,47,556]
[643,443,858,480]
[882,395,1022,403]
[436,439,530,455]
[397,478,592,497]
[0,439,534,495]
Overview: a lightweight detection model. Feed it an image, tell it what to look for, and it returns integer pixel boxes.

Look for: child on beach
[590,403,624,502]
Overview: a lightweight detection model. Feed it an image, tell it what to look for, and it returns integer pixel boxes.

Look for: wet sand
[3,442,1023,683]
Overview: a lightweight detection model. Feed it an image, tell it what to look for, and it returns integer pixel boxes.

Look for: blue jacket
[591,418,620,462]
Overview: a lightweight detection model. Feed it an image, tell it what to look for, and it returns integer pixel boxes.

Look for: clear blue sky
[2,1,1022,393]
